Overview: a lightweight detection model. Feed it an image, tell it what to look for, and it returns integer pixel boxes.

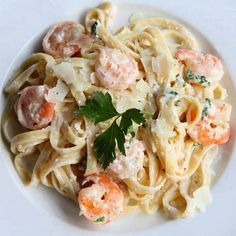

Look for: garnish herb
[74,92,146,169]
[91,21,98,36]
[169,90,178,96]
[186,70,194,80]
[174,99,181,106]
[94,216,105,223]
[202,98,211,117]
[176,74,187,87]
[162,89,178,97]
[74,92,119,124]
[186,69,211,87]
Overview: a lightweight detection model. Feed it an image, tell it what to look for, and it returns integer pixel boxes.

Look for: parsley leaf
[120,108,146,137]
[202,98,211,117]
[94,121,125,169]
[94,216,105,223]
[91,21,98,36]
[75,92,146,169]
[74,92,119,124]
[186,69,211,87]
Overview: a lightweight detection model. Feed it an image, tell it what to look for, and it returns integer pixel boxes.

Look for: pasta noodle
[2,2,231,223]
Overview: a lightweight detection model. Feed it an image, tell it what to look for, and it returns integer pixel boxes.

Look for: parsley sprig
[186,69,211,87]
[74,92,146,169]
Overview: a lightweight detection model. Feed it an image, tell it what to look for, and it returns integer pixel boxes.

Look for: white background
[0,0,236,235]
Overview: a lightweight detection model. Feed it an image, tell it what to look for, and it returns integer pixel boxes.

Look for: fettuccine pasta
[2,2,231,225]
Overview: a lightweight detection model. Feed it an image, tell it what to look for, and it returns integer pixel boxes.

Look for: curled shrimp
[108,138,145,179]
[43,21,91,58]
[175,49,224,84]
[16,85,55,130]
[95,48,139,91]
[78,173,124,224]
[187,100,231,145]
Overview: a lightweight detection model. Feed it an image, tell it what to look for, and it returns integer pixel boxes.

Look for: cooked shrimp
[108,138,145,179]
[78,173,124,224]
[175,49,224,84]
[95,48,139,91]
[16,85,55,130]
[187,100,231,145]
[43,21,91,58]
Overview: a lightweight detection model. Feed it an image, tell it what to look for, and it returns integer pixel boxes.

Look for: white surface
[0,0,236,235]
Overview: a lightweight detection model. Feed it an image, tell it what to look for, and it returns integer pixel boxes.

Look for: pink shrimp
[95,48,139,91]
[175,49,224,84]
[16,85,55,130]
[187,100,231,145]
[78,173,124,224]
[108,138,145,179]
[43,21,91,58]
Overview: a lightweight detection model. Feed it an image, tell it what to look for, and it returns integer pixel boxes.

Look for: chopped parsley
[74,92,146,169]
[176,74,187,87]
[186,70,194,80]
[161,90,178,99]
[174,99,181,106]
[169,90,178,96]
[201,98,211,117]
[91,21,98,36]
[94,216,105,223]
[186,69,211,87]
[199,76,211,86]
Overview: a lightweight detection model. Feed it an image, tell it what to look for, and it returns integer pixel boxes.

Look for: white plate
[1,0,236,235]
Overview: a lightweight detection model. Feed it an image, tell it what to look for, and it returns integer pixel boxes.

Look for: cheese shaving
[45,79,69,103]
[53,62,76,84]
